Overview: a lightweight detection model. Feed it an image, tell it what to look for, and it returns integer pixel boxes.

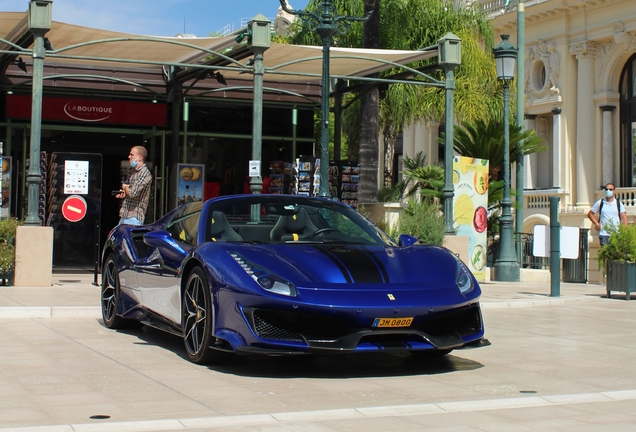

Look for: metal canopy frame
[0,9,457,223]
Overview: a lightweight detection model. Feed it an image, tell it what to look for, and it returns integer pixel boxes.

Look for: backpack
[599,198,622,221]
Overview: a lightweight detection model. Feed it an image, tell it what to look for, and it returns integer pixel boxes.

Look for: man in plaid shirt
[115,146,152,225]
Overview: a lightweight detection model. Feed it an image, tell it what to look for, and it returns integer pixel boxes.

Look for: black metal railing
[488,229,590,282]
[487,232,549,270]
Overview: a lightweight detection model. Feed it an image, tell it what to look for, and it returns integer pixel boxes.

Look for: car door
[137,202,201,324]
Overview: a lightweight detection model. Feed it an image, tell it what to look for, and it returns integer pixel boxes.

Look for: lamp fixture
[210,71,227,86]
[493,34,518,81]
[43,37,54,51]
[16,57,28,73]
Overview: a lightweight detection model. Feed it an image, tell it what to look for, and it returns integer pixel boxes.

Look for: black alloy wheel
[182,266,218,364]
[101,254,128,329]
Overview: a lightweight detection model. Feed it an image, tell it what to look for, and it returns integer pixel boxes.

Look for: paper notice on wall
[64,160,89,195]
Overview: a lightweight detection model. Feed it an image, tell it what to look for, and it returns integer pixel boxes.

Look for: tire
[101,254,130,329]
[182,266,219,364]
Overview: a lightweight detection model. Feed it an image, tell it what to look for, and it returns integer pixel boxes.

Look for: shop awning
[0,11,438,84]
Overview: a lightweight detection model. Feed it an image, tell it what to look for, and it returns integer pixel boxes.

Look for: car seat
[209,211,242,242]
[269,208,318,242]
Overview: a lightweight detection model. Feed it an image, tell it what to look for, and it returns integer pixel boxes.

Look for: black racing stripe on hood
[313,245,353,283]
[363,247,390,283]
[315,245,387,283]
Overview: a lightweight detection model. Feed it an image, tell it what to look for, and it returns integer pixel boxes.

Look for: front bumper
[238,303,484,354]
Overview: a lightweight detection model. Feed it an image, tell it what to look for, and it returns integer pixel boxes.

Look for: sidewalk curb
[0,306,101,319]
[0,296,600,319]
[481,296,597,309]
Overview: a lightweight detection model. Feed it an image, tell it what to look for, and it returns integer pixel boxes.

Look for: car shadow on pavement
[119,323,484,379]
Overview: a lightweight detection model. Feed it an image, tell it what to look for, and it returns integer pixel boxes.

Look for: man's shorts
[599,235,610,247]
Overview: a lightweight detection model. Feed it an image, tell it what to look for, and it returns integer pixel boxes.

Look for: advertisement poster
[177,163,204,205]
[453,156,489,281]
[1,156,10,218]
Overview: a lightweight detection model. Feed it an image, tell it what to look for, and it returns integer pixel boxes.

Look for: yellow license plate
[372,317,413,328]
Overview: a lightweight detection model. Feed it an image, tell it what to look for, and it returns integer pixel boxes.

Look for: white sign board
[64,160,89,195]
[249,160,261,177]
[533,225,580,259]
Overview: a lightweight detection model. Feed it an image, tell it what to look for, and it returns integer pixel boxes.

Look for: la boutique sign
[64,101,114,122]
[6,95,166,127]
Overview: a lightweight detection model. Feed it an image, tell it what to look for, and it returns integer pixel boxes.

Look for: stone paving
[1,273,634,431]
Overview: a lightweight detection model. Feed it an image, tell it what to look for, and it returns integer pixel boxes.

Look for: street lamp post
[25,0,52,226]
[279,0,368,197]
[438,33,462,235]
[245,15,271,197]
[493,34,520,282]
[516,0,526,262]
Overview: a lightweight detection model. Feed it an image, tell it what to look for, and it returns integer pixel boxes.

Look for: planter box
[606,260,636,300]
[0,271,13,286]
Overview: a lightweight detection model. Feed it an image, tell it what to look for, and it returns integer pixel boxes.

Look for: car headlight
[454,255,474,295]
[230,252,297,297]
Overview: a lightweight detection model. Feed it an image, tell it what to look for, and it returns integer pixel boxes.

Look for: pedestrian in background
[587,182,628,246]
[116,146,151,225]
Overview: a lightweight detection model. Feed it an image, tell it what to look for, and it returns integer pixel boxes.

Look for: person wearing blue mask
[587,183,628,247]
[115,146,152,226]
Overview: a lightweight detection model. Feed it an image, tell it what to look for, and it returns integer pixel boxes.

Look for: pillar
[551,108,562,189]
[569,41,599,208]
[600,105,616,186]
[524,114,537,189]
[402,122,416,158]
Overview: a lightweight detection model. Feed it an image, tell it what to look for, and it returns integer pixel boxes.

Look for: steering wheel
[309,228,339,238]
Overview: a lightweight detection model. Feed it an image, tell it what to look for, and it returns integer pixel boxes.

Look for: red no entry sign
[61,195,88,222]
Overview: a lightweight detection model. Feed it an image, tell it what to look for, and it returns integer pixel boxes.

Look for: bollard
[550,196,560,297]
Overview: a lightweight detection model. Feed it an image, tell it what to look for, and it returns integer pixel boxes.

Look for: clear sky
[0,1,311,37]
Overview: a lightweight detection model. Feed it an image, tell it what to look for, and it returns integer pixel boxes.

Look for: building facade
[485,0,636,282]
[395,0,635,283]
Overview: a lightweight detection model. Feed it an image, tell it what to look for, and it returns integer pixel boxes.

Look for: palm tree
[446,118,547,232]
[378,151,443,202]
[401,152,444,201]
[378,2,499,188]
[358,0,381,203]
[450,119,546,182]
[283,0,501,201]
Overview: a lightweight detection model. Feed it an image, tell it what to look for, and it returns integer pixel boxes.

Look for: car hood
[228,243,461,288]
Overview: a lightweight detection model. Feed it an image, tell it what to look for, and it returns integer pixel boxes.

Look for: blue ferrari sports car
[101,195,485,364]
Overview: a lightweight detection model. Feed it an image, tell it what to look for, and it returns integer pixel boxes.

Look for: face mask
[131,159,138,168]
[605,189,613,198]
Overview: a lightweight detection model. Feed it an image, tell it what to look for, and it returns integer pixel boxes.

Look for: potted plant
[597,224,636,300]
[0,217,21,285]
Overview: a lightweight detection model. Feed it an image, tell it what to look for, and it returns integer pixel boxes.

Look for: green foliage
[356,204,398,239]
[448,119,547,181]
[0,243,15,275]
[279,0,501,201]
[597,224,636,272]
[280,0,500,132]
[0,217,21,275]
[377,185,402,203]
[0,217,20,241]
[397,199,445,245]
[401,152,444,201]
[376,151,444,202]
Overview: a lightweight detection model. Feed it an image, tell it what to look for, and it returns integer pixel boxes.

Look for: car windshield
[204,195,395,246]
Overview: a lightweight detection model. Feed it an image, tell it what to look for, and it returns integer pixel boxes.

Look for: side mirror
[398,234,419,247]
